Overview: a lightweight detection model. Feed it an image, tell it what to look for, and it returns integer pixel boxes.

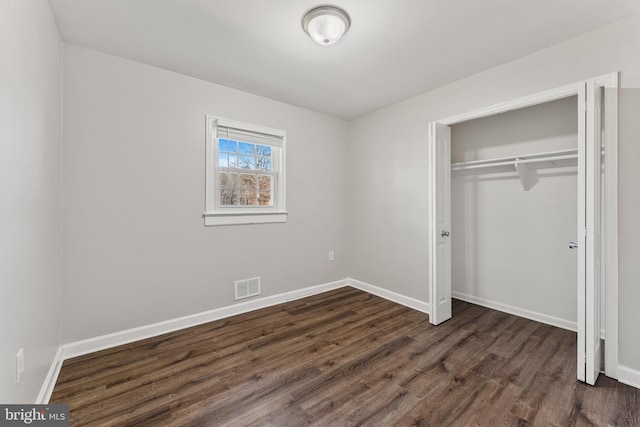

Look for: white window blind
[216,125,284,148]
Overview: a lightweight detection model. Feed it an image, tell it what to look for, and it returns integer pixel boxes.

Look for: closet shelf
[451,148,578,191]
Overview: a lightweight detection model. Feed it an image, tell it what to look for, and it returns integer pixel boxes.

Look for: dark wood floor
[51,287,640,426]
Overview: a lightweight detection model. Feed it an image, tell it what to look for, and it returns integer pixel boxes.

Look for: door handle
[441,230,450,237]
[569,242,579,249]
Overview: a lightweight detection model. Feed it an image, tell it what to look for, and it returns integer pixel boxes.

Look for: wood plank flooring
[51,287,640,426]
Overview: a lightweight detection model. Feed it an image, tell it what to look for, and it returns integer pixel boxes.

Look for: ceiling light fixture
[302,5,351,46]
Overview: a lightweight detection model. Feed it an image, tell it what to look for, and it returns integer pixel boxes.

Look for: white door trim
[428,72,619,381]
[439,82,579,126]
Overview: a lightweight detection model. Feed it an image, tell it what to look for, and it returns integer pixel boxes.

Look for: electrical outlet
[328,250,335,261]
[16,349,24,384]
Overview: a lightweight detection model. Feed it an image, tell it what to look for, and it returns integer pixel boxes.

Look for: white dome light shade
[302,6,351,46]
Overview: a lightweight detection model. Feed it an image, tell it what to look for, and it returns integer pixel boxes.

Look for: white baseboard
[452,291,577,332]
[347,278,430,314]
[618,364,640,390]
[62,278,350,360]
[36,346,64,404]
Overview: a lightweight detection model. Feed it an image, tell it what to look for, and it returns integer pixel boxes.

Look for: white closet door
[585,80,603,385]
[577,83,587,383]
[428,122,452,325]
[577,80,603,385]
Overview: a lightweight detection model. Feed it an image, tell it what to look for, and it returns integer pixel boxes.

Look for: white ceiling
[48,0,640,120]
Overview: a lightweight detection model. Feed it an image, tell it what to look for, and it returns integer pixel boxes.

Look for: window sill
[203,211,288,226]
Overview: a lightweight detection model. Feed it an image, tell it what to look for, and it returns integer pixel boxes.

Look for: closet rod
[451,148,578,172]
[515,154,577,165]
[451,153,578,171]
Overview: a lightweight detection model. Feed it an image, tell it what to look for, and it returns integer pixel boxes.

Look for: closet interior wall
[450,96,579,328]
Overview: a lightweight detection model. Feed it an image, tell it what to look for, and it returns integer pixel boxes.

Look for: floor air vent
[234,277,261,300]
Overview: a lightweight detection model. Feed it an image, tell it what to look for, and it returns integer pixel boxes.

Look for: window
[204,116,286,226]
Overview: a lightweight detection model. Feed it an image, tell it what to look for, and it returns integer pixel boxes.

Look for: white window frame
[204,116,287,226]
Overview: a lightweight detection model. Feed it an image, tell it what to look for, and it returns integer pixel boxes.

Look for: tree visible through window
[218,139,274,207]
[204,116,286,226]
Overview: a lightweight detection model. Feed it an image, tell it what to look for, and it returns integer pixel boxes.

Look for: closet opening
[427,74,619,385]
[450,96,579,338]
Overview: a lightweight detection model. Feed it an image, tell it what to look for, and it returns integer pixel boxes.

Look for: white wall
[0,0,62,403]
[61,44,349,343]
[618,87,640,376]
[451,97,578,325]
[348,14,640,373]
